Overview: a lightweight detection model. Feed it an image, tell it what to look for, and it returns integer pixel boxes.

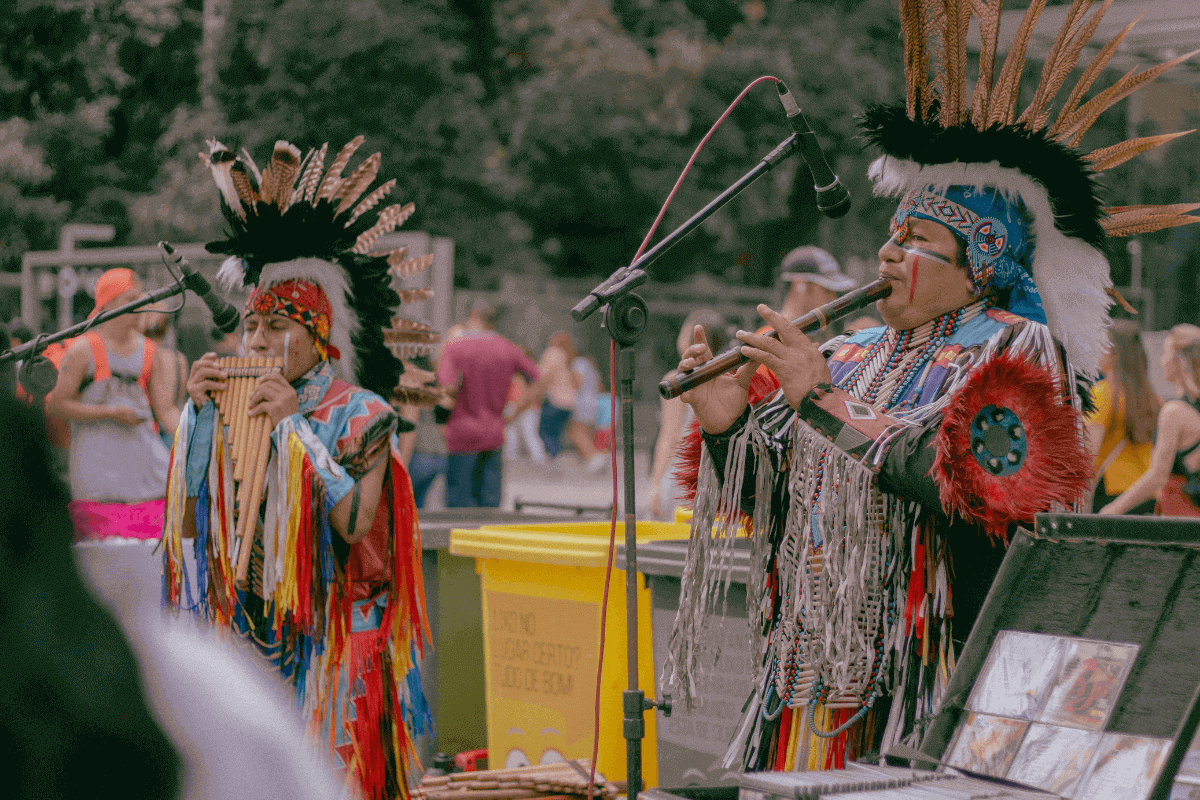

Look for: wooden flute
[658,277,893,399]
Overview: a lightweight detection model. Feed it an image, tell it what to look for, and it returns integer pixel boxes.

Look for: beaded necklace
[837,299,991,411]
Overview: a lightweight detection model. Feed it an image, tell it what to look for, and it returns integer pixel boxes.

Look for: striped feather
[297,142,328,204]
[986,0,1046,126]
[317,135,366,202]
[334,152,382,216]
[969,0,1003,126]
[230,161,258,211]
[259,140,302,209]
[1061,48,1200,146]
[1085,131,1195,172]
[384,247,409,266]
[354,202,416,254]
[347,178,396,226]
[1051,13,1143,136]
[388,254,436,278]
[397,287,434,304]
[1101,206,1200,236]
[387,342,439,360]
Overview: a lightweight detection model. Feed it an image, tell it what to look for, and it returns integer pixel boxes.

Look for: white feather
[216,256,247,293]
[255,258,359,384]
[868,155,1113,377]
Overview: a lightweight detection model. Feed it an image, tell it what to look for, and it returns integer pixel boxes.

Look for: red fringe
[672,369,781,504]
[931,352,1091,542]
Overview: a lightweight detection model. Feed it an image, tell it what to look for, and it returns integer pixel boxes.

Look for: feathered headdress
[200,136,439,397]
[864,0,1199,376]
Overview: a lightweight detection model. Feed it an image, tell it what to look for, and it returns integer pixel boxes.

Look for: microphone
[159,242,241,334]
[776,82,851,218]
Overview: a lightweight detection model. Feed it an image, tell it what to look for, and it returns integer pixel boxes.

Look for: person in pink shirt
[435,301,540,506]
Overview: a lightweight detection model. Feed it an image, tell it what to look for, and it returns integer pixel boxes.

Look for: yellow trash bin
[449,521,687,787]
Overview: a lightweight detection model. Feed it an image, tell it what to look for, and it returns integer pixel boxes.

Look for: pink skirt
[69,498,166,542]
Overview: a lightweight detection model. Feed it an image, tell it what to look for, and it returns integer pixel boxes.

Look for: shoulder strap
[138,337,157,396]
[138,338,160,434]
[84,332,110,383]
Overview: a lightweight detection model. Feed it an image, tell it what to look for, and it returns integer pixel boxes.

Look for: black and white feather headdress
[864,0,1199,376]
[199,136,438,398]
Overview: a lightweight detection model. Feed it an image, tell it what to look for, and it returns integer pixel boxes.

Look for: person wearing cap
[777,245,858,341]
[46,267,181,541]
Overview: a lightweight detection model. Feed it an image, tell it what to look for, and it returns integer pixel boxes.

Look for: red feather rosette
[932,352,1091,542]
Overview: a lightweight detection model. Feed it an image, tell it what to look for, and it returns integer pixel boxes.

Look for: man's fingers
[757,304,807,345]
[734,359,758,388]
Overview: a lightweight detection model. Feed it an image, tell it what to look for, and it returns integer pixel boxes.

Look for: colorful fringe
[162,408,429,800]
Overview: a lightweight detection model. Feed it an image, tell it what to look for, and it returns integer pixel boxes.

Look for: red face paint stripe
[909,255,919,304]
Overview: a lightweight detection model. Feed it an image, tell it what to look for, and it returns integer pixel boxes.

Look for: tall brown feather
[1050,13,1143,136]
[1085,131,1195,172]
[901,0,925,117]
[986,0,1046,126]
[316,136,366,202]
[969,0,1004,126]
[1018,0,1100,128]
[347,179,397,226]
[1061,48,1200,146]
[1026,1,1114,130]
[938,0,970,126]
[334,152,382,216]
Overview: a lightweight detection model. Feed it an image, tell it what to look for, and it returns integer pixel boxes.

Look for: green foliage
[0,0,202,272]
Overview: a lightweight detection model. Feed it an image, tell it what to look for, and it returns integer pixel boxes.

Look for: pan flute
[210,357,284,587]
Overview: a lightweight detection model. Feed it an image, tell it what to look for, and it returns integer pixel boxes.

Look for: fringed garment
[662,306,1089,772]
[162,360,430,800]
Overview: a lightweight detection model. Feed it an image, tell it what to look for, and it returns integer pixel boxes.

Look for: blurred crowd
[7,252,1200,528]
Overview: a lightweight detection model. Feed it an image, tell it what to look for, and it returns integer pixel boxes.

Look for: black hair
[0,396,181,798]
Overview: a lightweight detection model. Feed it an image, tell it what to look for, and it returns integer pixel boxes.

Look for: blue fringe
[193,478,210,617]
[404,658,433,737]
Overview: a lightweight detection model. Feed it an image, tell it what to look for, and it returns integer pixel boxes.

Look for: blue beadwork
[970,404,1027,476]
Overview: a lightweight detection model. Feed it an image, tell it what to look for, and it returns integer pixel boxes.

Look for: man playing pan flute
[662,0,1199,776]
[163,135,437,800]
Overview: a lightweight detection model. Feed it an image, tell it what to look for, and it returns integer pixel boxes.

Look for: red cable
[586,74,781,799]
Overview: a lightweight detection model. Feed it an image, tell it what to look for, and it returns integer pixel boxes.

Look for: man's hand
[736,304,832,410]
[247,372,300,428]
[679,325,755,435]
[108,405,142,426]
[186,352,227,409]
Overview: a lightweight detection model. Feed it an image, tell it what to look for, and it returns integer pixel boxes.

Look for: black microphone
[159,242,241,334]
[777,82,851,218]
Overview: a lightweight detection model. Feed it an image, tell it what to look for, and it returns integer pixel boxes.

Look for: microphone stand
[571,131,804,797]
[0,260,220,366]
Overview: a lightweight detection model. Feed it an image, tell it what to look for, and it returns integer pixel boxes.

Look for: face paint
[283,330,290,376]
[885,233,956,269]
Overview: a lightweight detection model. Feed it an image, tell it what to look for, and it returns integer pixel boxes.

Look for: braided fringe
[661,414,770,711]
[776,423,903,706]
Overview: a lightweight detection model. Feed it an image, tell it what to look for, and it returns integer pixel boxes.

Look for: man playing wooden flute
[163,136,434,800]
[661,0,1199,776]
